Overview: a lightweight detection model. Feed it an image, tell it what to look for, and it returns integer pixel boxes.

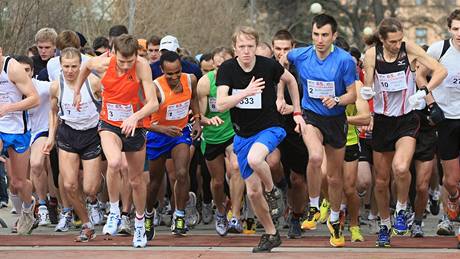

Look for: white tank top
[29,78,51,138]
[0,57,29,134]
[373,42,417,117]
[428,39,460,119]
[58,74,99,130]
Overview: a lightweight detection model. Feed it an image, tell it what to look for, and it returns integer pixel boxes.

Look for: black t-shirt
[216,55,284,137]
[32,55,49,77]
[281,64,303,136]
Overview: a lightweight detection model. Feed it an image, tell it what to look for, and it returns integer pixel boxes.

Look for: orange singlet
[151,73,192,129]
[100,56,149,128]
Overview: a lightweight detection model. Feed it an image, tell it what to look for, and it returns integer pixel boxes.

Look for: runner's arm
[363,47,376,88]
[43,82,59,154]
[280,69,301,113]
[6,59,39,112]
[347,81,371,126]
[407,41,447,92]
[216,76,264,112]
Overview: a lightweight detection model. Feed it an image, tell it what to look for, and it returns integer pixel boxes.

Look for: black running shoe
[252,231,282,253]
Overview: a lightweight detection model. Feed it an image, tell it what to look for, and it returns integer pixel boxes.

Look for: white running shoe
[118,215,132,235]
[89,202,104,225]
[55,212,72,232]
[103,213,121,236]
[185,192,200,227]
[38,205,50,226]
[133,225,147,248]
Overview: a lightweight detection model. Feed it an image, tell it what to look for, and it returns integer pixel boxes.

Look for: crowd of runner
[0,9,459,252]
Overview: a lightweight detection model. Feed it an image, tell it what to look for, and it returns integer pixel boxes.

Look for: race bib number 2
[107,103,133,121]
[166,100,190,120]
[307,80,335,98]
[232,89,261,109]
[446,72,460,89]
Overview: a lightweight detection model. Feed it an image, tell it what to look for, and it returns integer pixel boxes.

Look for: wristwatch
[333,96,340,105]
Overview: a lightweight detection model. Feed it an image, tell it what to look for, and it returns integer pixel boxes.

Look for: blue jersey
[288,45,356,116]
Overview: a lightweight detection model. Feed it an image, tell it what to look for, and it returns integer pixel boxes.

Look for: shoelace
[135,226,144,241]
[378,226,389,241]
[396,212,406,227]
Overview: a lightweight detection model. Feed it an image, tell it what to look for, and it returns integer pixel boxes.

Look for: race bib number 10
[377,71,408,92]
[233,89,262,109]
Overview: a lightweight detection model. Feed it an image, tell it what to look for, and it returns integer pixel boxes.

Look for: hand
[293,114,306,134]
[280,104,294,115]
[244,77,265,97]
[360,115,374,132]
[321,97,337,109]
[191,121,202,140]
[159,125,183,137]
[276,98,286,114]
[278,53,289,68]
[360,86,375,100]
[42,138,55,155]
[408,90,427,110]
[0,104,10,117]
[203,116,224,126]
[120,114,139,137]
[73,92,82,111]
[427,102,445,125]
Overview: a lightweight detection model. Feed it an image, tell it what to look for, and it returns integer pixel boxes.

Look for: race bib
[446,72,460,89]
[63,102,93,119]
[306,80,335,98]
[377,71,408,92]
[107,103,133,121]
[166,100,190,120]
[233,89,262,109]
[208,97,219,112]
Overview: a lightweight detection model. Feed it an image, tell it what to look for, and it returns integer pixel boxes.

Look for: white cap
[160,35,180,52]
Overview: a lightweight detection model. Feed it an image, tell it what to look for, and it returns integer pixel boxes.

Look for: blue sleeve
[287,48,301,64]
[342,57,357,88]
[37,68,49,82]
[150,62,161,79]
[192,64,202,80]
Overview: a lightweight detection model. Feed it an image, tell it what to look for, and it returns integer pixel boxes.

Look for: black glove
[427,102,445,125]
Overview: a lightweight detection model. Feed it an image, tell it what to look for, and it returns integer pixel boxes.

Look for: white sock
[309,196,320,210]
[396,201,407,214]
[135,212,145,227]
[330,210,340,222]
[110,201,120,215]
[340,203,347,211]
[381,217,391,229]
[10,193,22,214]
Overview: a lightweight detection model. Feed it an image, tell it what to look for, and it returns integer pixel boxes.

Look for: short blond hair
[35,27,57,44]
[232,26,259,47]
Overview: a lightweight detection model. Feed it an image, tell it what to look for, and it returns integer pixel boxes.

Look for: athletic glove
[360,86,375,100]
[408,90,427,110]
[427,102,445,125]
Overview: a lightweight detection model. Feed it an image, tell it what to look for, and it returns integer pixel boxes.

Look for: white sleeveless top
[29,78,51,139]
[58,74,99,130]
[0,57,30,134]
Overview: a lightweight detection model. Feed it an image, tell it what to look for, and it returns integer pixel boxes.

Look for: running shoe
[350,225,364,242]
[75,225,96,242]
[252,231,281,253]
[17,200,37,235]
[376,225,391,248]
[446,196,459,221]
[48,199,59,224]
[287,215,301,239]
[118,214,132,235]
[263,187,283,220]
[393,210,409,235]
[327,218,345,247]
[102,213,121,236]
[55,211,72,232]
[145,213,155,241]
[429,189,441,216]
[37,205,50,226]
[185,192,200,227]
[411,223,424,238]
[215,214,228,236]
[227,216,242,234]
[171,215,187,236]
[133,225,147,248]
[437,215,455,236]
[89,202,104,226]
[319,199,330,224]
[301,207,320,230]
